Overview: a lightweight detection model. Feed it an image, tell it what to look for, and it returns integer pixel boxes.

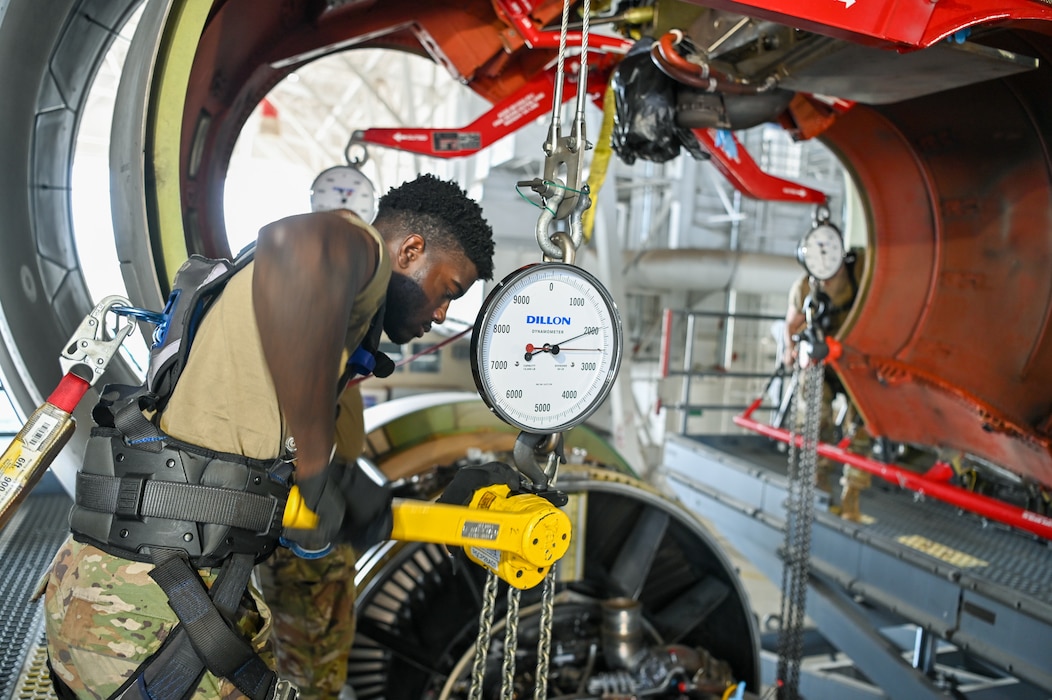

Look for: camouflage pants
[798,377,872,493]
[43,537,273,700]
[258,544,358,700]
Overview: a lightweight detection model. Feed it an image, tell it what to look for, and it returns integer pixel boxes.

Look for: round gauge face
[471,263,623,434]
[796,223,845,280]
[310,166,377,221]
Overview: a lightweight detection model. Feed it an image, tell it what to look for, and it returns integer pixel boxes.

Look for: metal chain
[775,367,799,693]
[501,587,522,700]
[776,361,823,699]
[469,572,500,700]
[533,567,557,700]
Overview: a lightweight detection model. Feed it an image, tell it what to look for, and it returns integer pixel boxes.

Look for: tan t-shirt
[159,216,390,460]
[789,248,865,336]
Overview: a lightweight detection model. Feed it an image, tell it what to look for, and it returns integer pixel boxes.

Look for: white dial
[310,165,377,221]
[796,223,845,280]
[471,263,623,433]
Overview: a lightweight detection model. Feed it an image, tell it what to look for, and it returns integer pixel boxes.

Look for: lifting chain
[776,359,824,699]
[465,431,563,699]
[466,568,559,700]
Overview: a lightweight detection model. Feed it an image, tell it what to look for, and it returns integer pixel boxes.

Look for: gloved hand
[438,461,568,507]
[437,461,528,507]
[285,458,393,553]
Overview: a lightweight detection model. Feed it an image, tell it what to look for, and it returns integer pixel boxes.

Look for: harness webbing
[76,472,279,532]
[106,552,275,700]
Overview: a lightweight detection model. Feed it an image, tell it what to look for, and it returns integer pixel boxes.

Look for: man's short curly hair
[375,174,495,280]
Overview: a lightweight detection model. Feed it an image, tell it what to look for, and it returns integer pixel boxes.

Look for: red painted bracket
[356,55,614,158]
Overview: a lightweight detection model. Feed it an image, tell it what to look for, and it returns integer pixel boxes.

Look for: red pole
[659,308,673,379]
[733,413,1052,541]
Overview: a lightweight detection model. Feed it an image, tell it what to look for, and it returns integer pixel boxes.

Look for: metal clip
[59,295,134,385]
[272,679,299,700]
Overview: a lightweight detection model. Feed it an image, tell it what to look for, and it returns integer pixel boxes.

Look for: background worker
[783,247,869,521]
[44,174,495,699]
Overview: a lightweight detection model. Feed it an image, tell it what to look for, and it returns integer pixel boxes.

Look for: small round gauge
[471,263,623,434]
[310,165,377,221]
[796,223,845,280]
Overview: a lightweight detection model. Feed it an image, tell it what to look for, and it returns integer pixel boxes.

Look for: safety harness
[58,246,389,700]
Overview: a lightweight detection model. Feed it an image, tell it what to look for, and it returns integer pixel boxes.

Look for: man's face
[384,247,478,345]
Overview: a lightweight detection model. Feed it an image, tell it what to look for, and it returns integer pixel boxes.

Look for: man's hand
[286,459,393,553]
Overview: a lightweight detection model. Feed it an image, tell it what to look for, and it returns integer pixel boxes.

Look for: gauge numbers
[472,263,623,433]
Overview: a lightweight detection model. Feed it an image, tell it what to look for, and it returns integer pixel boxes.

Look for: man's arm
[784,276,808,367]
[784,305,806,367]
[252,211,378,481]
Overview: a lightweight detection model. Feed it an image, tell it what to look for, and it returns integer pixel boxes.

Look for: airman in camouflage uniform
[43,175,495,699]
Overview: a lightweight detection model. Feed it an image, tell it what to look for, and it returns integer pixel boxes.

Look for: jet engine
[348,394,762,699]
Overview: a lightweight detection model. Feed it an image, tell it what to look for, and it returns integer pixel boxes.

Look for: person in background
[782,247,869,521]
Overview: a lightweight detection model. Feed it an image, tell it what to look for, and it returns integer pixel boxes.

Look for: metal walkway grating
[663,432,1052,696]
[0,491,72,700]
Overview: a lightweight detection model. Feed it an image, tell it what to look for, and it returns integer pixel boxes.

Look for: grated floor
[0,491,72,700]
[12,644,56,700]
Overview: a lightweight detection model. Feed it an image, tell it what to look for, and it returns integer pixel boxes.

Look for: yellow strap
[582,78,618,242]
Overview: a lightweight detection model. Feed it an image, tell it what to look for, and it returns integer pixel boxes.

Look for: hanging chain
[533,566,557,700]
[776,360,823,699]
[501,588,522,700]
[469,572,500,700]
[467,567,559,700]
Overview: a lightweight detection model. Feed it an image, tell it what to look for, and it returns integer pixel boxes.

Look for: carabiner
[59,295,135,385]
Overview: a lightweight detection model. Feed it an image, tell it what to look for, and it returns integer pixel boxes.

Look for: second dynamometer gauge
[310,165,377,221]
[471,263,623,434]
[796,222,845,281]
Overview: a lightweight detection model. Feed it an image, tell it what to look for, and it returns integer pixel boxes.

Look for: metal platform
[0,479,70,700]
[661,433,1052,699]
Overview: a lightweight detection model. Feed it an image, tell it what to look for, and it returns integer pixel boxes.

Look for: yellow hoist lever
[284,483,572,590]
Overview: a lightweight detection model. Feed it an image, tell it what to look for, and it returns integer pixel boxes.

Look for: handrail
[734,395,1052,541]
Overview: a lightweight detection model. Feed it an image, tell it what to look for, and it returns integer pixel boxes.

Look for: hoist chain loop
[500,587,522,700]
[468,572,499,700]
[776,360,823,699]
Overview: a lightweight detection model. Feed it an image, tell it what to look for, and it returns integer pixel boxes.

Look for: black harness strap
[149,551,276,699]
[103,552,275,700]
[76,472,279,532]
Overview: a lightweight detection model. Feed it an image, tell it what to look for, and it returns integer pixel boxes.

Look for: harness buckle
[272,679,299,700]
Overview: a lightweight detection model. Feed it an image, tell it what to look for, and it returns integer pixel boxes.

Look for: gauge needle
[524,341,603,360]
[551,329,599,347]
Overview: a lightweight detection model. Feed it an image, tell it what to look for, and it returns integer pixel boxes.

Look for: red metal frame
[493,0,634,53]
[694,0,1052,49]
[356,4,828,204]
[355,55,613,158]
[691,129,828,204]
[733,391,1052,541]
